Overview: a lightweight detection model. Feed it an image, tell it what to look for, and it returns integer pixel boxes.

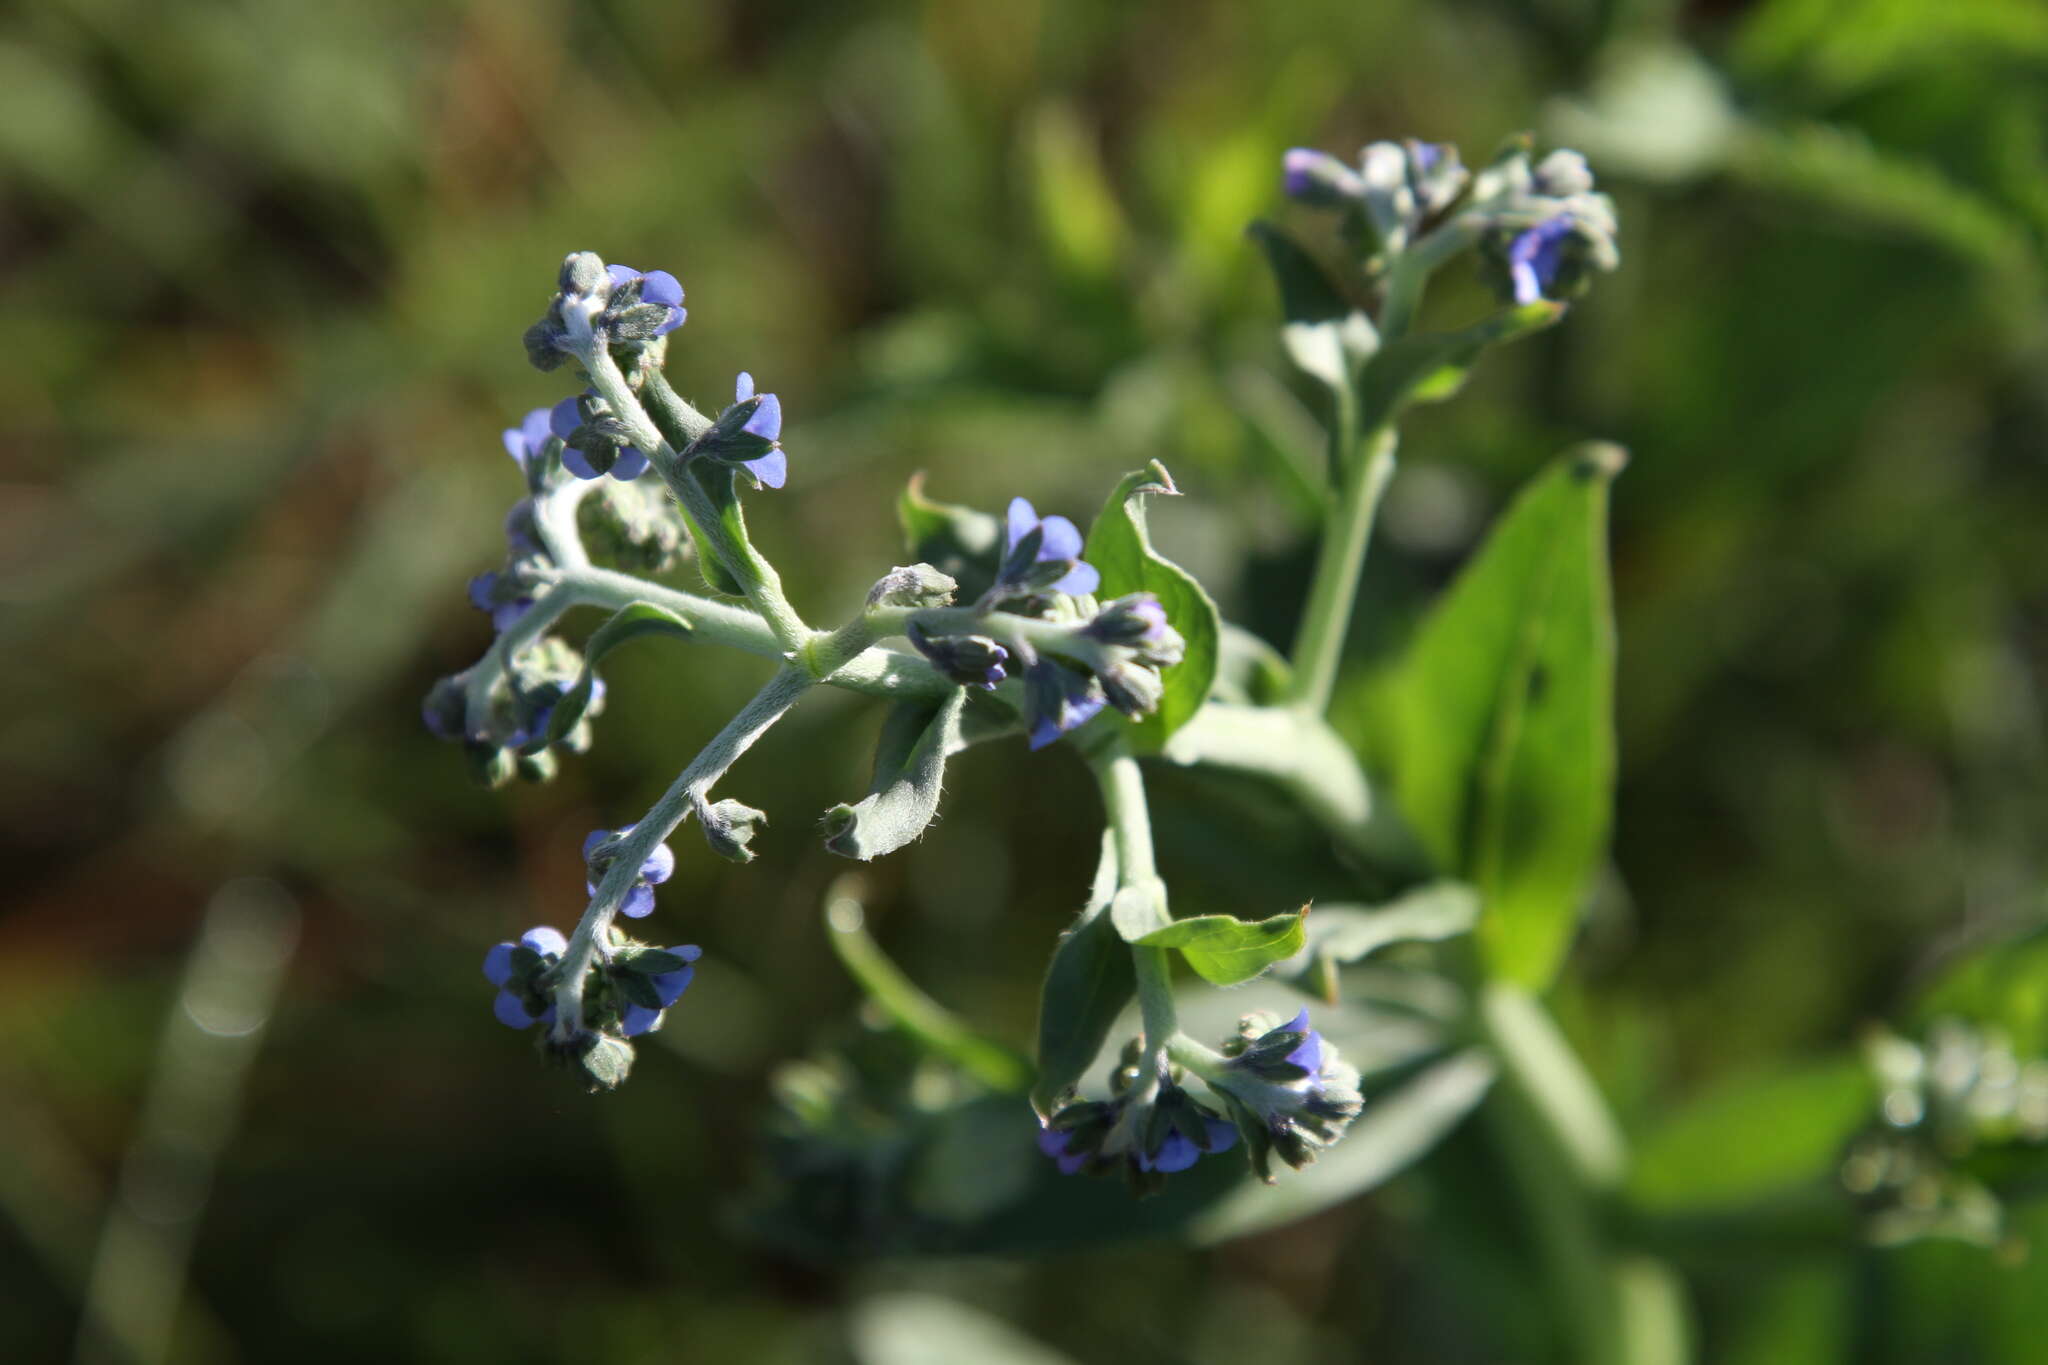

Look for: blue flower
[618,944,702,1036]
[998,498,1100,598]
[1506,215,1576,306]
[551,393,650,482]
[730,373,787,489]
[467,569,534,634]
[604,264,686,337]
[1037,1078,1238,1183]
[483,925,568,1029]
[501,406,554,469]
[1208,1007,1364,1181]
[1282,147,1364,208]
[583,825,676,919]
[1023,658,1107,750]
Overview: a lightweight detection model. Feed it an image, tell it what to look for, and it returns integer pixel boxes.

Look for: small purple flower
[906,620,1008,690]
[620,944,702,1036]
[1023,659,1107,750]
[1506,215,1576,306]
[604,264,686,336]
[1037,1124,1092,1175]
[468,570,534,634]
[501,406,554,468]
[1282,147,1364,208]
[1211,1007,1364,1179]
[731,374,787,489]
[1000,498,1100,598]
[551,393,650,482]
[502,676,602,752]
[1135,1112,1239,1173]
[584,824,676,919]
[482,925,568,1030]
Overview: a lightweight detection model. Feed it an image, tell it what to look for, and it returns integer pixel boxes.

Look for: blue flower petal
[1052,561,1100,597]
[640,842,675,884]
[651,963,695,1007]
[1005,498,1038,556]
[639,270,683,309]
[549,395,583,441]
[735,372,755,401]
[620,884,655,919]
[1140,1130,1200,1173]
[520,926,568,957]
[609,447,650,481]
[1036,514,1083,563]
[621,1004,662,1036]
[482,942,515,985]
[606,263,640,290]
[493,989,539,1029]
[744,450,787,490]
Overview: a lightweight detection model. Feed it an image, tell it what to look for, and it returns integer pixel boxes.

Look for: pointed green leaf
[1354,300,1565,426]
[537,600,694,748]
[1083,462,1220,752]
[823,690,967,861]
[1356,444,1623,989]
[1032,834,1134,1115]
[1247,221,1378,391]
[1136,907,1308,986]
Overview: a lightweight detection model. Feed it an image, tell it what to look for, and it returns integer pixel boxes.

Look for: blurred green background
[5,0,2047,1360]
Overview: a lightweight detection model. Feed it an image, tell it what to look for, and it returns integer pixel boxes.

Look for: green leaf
[1247,221,1378,391]
[899,474,1002,601]
[1305,882,1480,962]
[1083,462,1220,752]
[1354,301,1565,426]
[824,691,967,861]
[1135,907,1308,986]
[1032,834,1134,1115]
[824,887,1031,1093]
[538,600,694,747]
[1355,444,1624,989]
[1629,1057,1874,1212]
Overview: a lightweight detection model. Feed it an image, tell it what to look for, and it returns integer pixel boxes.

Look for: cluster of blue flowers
[901,498,1186,749]
[1038,1008,1362,1187]
[1282,135,1618,308]
[483,924,701,1040]
[582,824,676,919]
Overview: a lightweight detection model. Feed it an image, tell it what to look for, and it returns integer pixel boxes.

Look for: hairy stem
[1093,752,1177,1088]
[575,345,812,656]
[550,665,812,1039]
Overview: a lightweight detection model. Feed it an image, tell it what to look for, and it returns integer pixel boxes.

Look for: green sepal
[1135,907,1308,986]
[823,690,967,861]
[1083,462,1220,752]
[1031,834,1135,1117]
[537,600,694,749]
[899,475,1003,601]
[616,948,690,975]
[578,1034,635,1091]
[613,970,665,1010]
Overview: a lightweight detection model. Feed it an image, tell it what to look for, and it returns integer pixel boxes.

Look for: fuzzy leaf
[824,691,967,861]
[1136,908,1308,986]
[900,475,1003,601]
[1083,462,1220,751]
[1248,221,1378,391]
[1355,445,1623,990]
[1032,834,1134,1115]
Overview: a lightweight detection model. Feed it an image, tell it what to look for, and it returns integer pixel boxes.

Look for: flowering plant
[426,127,1699,1339]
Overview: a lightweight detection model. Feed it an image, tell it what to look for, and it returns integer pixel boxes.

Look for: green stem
[550,666,811,1038]
[1477,982,1690,1365]
[1092,752,1178,1083]
[576,346,812,658]
[1287,423,1397,715]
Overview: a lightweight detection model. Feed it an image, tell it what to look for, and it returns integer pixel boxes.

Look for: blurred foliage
[4,0,2048,1361]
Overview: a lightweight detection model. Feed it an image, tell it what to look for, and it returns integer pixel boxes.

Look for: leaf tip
[1570,441,1629,482]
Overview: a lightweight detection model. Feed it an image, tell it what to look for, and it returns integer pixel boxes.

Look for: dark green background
[5,0,2046,1360]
